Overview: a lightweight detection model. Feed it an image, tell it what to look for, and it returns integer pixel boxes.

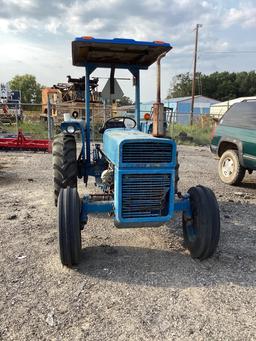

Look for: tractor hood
[102,129,176,168]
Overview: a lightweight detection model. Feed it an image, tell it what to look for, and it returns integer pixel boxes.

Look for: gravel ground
[0,145,256,341]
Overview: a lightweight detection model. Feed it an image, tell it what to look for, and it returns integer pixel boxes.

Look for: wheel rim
[186,223,197,242]
[184,215,198,242]
[222,157,234,177]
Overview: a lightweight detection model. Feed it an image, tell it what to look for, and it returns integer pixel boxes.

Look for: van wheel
[218,150,245,185]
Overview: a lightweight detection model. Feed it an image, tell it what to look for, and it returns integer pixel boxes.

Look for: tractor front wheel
[57,187,81,266]
[182,185,220,260]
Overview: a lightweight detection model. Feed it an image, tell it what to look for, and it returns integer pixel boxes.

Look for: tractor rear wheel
[57,187,81,266]
[182,185,220,260]
[53,134,77,206]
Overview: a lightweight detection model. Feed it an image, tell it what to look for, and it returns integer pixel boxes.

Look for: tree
[117,95,133,106]
[9,74,43,103]
[167,73,192,98]
[167,71,256,101]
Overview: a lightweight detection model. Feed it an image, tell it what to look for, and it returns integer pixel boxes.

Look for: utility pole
[190,24,202,125]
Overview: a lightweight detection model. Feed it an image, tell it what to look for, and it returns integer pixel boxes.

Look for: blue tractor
[53,37,220,266]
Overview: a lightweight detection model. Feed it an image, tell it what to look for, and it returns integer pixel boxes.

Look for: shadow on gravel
[76,200,256,288]
[239,181,256,190]
[78,245,199,288]
[77,202,256,288]
[0,170,17,185]
[77,244,256,289]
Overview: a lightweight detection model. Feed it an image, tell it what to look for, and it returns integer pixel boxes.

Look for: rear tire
[58,187,81,266]
[182,185,220,260]
[62,135,77,188]
[218,149,245,185]
[53,134,77,206]
[53,134,63,206]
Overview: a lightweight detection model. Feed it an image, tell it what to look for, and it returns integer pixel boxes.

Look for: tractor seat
[99,120,125,134]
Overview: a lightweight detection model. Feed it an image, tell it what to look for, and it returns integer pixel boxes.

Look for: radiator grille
[122,174,171,218]
[122,142,172,163]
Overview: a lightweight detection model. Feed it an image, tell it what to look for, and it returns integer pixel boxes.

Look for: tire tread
[183,185,220,260]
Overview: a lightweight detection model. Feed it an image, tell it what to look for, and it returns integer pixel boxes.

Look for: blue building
[140,95,220,125]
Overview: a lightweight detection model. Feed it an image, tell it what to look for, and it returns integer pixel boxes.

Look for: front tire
[58,187,81,266]
[175,151,180,193]
[182,185,220,260]
[218,149,245,185]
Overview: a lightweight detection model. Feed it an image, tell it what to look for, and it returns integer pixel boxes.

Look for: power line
[199,50,256,54]
[172,50,256,56]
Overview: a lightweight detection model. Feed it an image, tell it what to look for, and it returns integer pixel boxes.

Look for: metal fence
[0,101,215,143]
[0,101,113,142]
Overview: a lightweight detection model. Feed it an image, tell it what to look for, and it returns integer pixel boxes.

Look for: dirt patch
[0,146,256,340]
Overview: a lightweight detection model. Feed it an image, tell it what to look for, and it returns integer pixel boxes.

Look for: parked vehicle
[210,100,256,185]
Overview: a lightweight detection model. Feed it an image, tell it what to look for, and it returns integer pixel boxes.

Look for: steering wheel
[100,116,136,133]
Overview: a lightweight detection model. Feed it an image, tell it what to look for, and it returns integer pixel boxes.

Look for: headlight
[66,125,75,134]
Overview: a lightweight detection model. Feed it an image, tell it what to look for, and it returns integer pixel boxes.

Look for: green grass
[168,123,212,146]
[1,121,48,139]
[0,119,212,145]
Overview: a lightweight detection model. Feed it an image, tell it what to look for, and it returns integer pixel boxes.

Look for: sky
[0,0,256,101]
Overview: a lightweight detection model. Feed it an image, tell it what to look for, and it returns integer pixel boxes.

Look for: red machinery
[0,129,50,152]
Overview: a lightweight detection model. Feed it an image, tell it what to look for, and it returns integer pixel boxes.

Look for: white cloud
[2,0,36,8]
[45,17,61,34]
[0,17,39,33]
[0,19,9,33]
[64,17,106,36]
[225,5,256,28]
[173,0,191,8]
[0,40,59,65]
[1,0,256,101]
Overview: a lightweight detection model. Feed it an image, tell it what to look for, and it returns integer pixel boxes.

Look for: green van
[210,100,256,185]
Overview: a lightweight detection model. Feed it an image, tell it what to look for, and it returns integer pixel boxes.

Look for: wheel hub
[222,157,234,177]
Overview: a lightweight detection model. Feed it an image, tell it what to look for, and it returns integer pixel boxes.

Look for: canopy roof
[72,37,172,68]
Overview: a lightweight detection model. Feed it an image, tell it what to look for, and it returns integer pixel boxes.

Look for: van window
[222,101,256,129]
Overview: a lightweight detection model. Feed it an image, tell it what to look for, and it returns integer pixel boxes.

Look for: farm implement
[0,129,50,152]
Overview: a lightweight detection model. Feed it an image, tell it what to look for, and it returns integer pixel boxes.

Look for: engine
[102,129,176,227]
[100,167,114,192]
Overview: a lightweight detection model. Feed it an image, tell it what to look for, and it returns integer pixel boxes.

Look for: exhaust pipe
[153,52,167,137]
